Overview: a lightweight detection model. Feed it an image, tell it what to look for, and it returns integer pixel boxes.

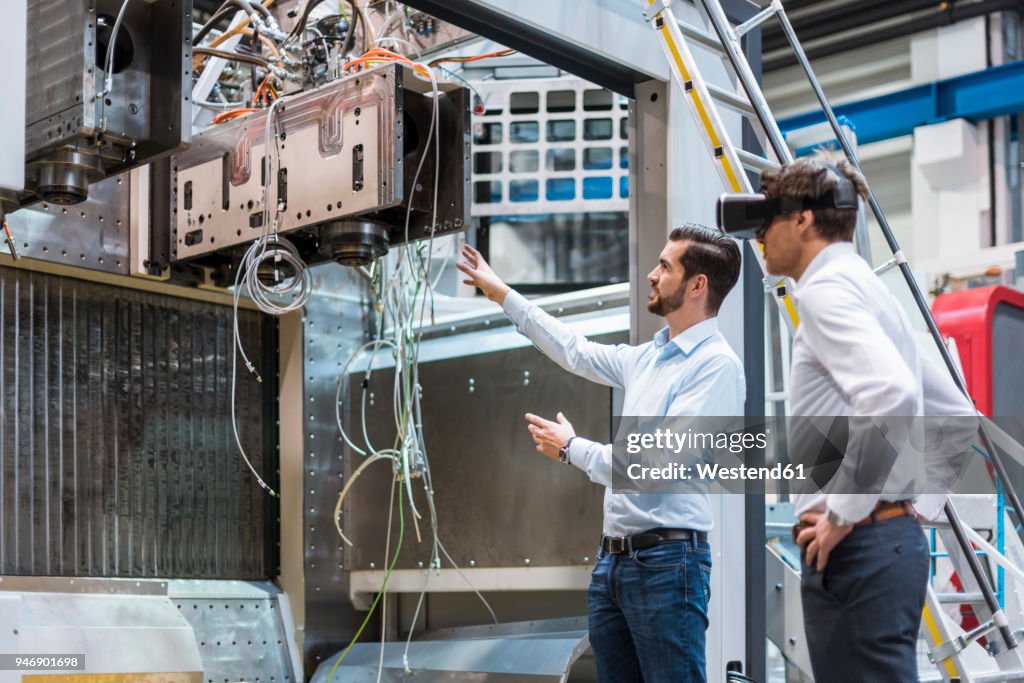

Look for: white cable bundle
[325,61,498,683]
[231,95,313,497]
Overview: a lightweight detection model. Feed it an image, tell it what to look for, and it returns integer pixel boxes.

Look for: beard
[646,284,686,317]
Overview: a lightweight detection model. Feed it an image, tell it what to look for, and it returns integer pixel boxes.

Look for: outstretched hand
[525,412,576,462]
[455,244,511,304]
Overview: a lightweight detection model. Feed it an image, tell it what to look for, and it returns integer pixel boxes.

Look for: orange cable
[213,108,257,124]
[428,48,515,67]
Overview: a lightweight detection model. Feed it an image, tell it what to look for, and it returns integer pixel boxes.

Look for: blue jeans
[800,515,930,683]
[588,537,711,683]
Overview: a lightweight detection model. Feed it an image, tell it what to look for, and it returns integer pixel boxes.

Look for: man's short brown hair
[758,153,870,242]
[668,223,741,314]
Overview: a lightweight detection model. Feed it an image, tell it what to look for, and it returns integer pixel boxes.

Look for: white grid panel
[470,77,630,217]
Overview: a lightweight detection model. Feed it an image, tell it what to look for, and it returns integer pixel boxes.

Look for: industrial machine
[168,62,469,277]
[12,1,1024,683]
[3,0,191,214]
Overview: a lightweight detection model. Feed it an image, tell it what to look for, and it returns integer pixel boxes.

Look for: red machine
[932,285,1024,417]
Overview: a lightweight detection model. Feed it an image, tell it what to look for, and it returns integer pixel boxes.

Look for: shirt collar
[653,317,719,359]
[797,241,857,286]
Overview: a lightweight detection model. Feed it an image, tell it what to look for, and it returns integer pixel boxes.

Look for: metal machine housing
[13,0,191,209]
[168,63,469,274]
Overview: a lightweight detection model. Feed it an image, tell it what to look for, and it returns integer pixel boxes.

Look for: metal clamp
[986,628,1024,657]
[929,618,996,664]
[873,249,907,276]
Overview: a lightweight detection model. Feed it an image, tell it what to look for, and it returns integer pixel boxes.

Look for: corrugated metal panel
[0,267,277,579]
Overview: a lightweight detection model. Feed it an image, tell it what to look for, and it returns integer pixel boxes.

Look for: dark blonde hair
[758,153,869,242]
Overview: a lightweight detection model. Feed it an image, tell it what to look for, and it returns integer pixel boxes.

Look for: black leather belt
[601,527,708,554]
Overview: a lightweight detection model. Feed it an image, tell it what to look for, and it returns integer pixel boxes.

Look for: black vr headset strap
[822,162,858,209]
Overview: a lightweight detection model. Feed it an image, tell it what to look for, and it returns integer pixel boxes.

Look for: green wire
[325,477,406,683]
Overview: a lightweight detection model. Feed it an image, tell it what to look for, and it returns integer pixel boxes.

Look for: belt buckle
[607,536,627,554]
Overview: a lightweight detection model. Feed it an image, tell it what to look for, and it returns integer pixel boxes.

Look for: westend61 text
[626,462,807,481]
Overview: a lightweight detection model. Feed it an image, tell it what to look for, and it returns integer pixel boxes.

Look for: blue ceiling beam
[778,59,1024,145]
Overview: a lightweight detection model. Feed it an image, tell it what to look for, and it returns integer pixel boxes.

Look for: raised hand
[455,244,511,305]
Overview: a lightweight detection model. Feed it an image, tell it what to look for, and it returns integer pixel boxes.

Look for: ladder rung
[936,592,986,604]
[733,2,779,38]
[736,148,780,173]
[706,83,755,116]
[678,19,725,54]
[971,673,1024,683]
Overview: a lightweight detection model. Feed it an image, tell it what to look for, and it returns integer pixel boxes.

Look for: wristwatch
[559,437,577,465]
[826,509,856,527]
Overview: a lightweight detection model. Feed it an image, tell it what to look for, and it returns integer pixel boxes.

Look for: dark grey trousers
[800,515,930,683]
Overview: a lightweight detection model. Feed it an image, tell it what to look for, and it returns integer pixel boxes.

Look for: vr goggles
[715,164,859,238]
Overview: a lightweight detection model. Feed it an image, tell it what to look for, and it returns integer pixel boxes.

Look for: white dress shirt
[502,290,745,536]
[790,242,926,522]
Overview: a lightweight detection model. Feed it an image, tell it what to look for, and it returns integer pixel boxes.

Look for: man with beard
[456,224,744,683]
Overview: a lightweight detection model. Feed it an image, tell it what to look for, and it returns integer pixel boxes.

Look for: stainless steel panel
[169,581,297,683]
[298,271,623,673]
[5,174,130,275]
[311,617,590,683]
[16,592,203,676]
[173,80,398,260]
[765,543,813,679]
[169,63,469,266]
[301,264,376,675]
[0,266,277,578]
[342,336,617,570]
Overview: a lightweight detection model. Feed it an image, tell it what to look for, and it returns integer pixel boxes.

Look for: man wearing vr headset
[719,155,931,681]
[456,225,744,682]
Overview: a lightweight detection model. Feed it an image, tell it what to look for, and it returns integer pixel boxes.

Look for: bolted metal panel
[298,266,623,674]
[168,581,298,683]
[4,173,131,276]
[341,340,614,571]
[300,264,375,675]
[0,266,278,578]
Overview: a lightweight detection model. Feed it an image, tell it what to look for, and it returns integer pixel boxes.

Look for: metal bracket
[873,249,908,275]
[929,618,997,663]
[986,628,1024,657]
[733,1,780,38]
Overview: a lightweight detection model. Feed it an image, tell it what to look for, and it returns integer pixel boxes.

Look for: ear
[689,273,708,298]
[795,209,816,240]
